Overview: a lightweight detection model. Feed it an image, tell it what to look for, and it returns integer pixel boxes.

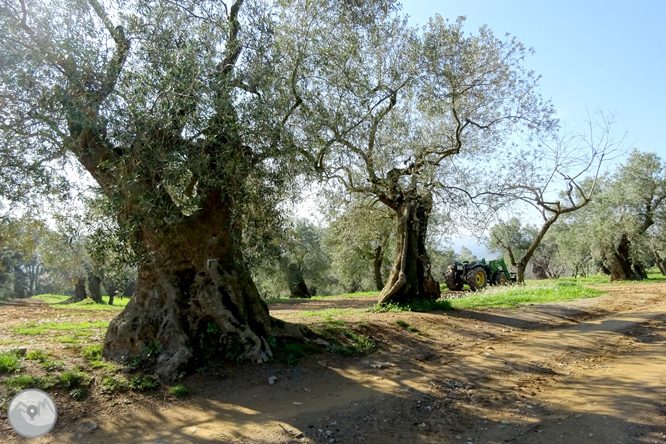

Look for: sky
[401,0,666,159]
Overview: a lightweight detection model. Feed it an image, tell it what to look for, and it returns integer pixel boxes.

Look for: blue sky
[401,0,666,160]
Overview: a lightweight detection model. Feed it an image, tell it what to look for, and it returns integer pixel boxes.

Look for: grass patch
[368,299,452,313]
[129,375,159,391]
[81,344,116,370]
[318,325,378,356]
[32,294,130,309]
[26,349,50,362]
[100,375,129,393]
[3,375,58,391]
[42,360,66,371]
[265,291,379,304]
[300,308,360,318]
[0,350,22,373]
[11,320,109,336]
[395,319,420,333]
[169,384,189,398]
[450,281,606,309]
[59,371,86,388]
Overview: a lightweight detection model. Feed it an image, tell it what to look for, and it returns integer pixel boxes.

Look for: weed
[143,341,161,358]
[394,319,421,333]
[89,360,117,371]
[26,349,50,362]
[3,375,41,390]
[100,375,129,393]
[0,351,22,373]
[169,384,189,398]
[60,371,85,388]
[42,360,66,371]
[69,388,87,400]
[82,344,103,361]
[129,374,158,391]
[322,325,378,355]
[129,357,142,369]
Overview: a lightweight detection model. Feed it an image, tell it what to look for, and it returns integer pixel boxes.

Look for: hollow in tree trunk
[373,245,384,291]
[378,194,440,305]
[104,199,308,380]
[607,234,643,281]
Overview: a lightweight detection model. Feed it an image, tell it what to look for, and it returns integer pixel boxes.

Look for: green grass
[299,308,361,319]
[319,325,378,356]
[129,375,159,391]
[449,281,606,309]
[0,351,22,373]
[26,349,50,362]
[169,383,189,398]
[367,299,452,313]
[265,291,379,304]
[42,360,66,371]
[554,268,666,286]
[31,294,130,310]
[11,320,109,337]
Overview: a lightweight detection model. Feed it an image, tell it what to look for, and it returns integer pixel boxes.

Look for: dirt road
[3,283,666,443]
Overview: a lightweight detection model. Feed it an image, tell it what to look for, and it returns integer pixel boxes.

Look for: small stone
[293,402,303,405]
[268,376,278,385]
[486,346,495,350]
[456,435,462,440]
[313,338,330,346]
[418,423,426,428]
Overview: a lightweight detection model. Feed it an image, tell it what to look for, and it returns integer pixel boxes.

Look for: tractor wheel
[444,269,463,291]
[493,272,508,286]
[466,266,488,291]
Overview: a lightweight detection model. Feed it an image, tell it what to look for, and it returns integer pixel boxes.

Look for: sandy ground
[1,283,666,444]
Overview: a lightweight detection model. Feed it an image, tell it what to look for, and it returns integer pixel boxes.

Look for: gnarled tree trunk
[87,268,103,303]
[104,199,307,380]
[286,263,311,299]
[74,277,87,301]
[378,193,440,305]
[607,234,643,281]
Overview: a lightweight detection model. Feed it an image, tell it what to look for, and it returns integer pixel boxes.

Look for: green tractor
[444,258,516,291]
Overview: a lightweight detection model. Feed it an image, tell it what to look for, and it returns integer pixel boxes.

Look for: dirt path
[2,283,666,443]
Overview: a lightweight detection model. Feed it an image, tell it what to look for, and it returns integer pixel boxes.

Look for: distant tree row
[488,149,666,282]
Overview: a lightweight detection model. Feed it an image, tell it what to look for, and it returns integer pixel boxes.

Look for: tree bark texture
[373,245,384,291]
[75,277,88,301]
[378,194,440,305]
[607,234,643,281]
[654,251,666,276]
[87,269,103,303]
[104,200,307,380]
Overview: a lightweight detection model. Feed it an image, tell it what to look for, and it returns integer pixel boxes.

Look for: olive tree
[290,11,556,303]
[487,115,617,283]
[1,0,384,378]
[322,197,395,292]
